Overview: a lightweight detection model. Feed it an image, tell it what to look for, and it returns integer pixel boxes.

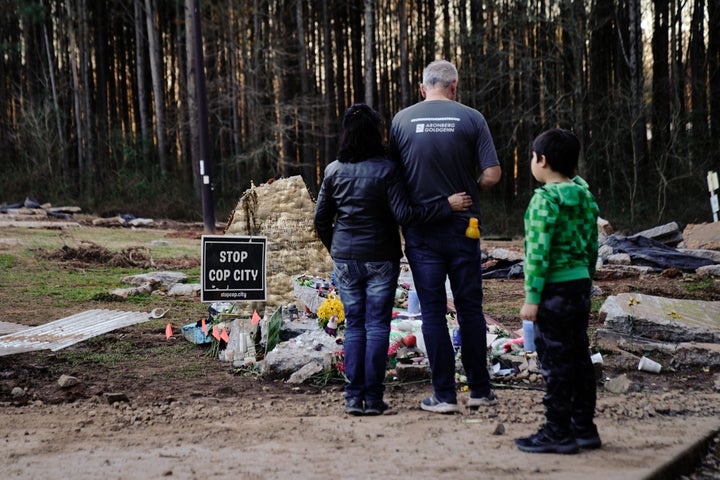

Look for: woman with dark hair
[314,103,471,416]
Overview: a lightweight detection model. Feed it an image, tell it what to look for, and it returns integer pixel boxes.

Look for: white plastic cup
[522,320,535,352]
[638,356,662,373]
[590,352,603,364]
[408,290,420,314]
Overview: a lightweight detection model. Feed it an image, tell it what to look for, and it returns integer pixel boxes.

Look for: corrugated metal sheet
[0,309,151,357]
[0,321,29,336]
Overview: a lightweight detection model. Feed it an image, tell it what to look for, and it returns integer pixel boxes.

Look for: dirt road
[1,381,719,480]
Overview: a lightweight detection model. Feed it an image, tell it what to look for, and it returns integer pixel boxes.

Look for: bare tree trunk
[295,0,316,189]
[709,0,720,140]
[134,0,150,166]
[441,0,450,59]
[43,24,66,177]
[627,0,648,222]
[145,0,168,176]
[364,0,374,107]
[185,0,200,198]
[688,0,707,142]
[79,0,94,193]
[66,0,84,191]
[398,0,409,107]
[321,0,335,165]
[228,0,240,162]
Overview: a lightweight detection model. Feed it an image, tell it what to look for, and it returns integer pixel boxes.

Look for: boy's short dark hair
[532,128,580,178]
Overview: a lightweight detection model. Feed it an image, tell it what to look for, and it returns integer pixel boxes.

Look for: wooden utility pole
[191,0,216,233]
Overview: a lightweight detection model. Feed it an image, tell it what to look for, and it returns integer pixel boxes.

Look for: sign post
[201,235,267,302]
[708,171,719,222]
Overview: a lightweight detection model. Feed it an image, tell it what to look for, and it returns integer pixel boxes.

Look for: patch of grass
[8,227,201,259]
[685,277,716,293]
[591,298,604,312]
[0,253,17,269]
[57,338,140,367]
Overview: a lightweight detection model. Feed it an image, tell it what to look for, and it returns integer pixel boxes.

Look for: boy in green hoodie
[515,128,601,454]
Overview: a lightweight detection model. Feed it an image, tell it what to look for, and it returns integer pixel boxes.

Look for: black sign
[201,235,267,302]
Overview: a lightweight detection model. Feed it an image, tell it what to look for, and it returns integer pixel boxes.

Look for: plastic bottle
[465,217,480,239]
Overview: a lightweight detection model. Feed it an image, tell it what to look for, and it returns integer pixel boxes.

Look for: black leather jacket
[314,157,451,261]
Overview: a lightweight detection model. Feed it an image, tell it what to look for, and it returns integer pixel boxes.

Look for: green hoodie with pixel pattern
[523,176,599,304]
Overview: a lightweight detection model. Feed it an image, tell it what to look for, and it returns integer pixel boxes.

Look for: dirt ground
[1,223,719,480]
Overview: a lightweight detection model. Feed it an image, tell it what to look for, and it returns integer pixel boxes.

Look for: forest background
[1,0,718,236]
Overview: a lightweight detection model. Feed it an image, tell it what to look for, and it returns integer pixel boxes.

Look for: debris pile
[0,196,80,220]
[593,293,720,371]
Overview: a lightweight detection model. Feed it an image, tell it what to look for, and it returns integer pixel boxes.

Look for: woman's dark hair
[336,103,386,162]
[531,128,580,177]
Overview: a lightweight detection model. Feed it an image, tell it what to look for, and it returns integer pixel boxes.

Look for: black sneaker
[364,400,389,416]
[515,426,579,454]
[572,423,602,449]
[344,398,364,416]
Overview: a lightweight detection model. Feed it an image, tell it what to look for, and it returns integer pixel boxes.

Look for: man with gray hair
[389,59,502,414]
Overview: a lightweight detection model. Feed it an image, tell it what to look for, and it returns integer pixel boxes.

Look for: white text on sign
[208,269,258,282]
[219,251,249,263]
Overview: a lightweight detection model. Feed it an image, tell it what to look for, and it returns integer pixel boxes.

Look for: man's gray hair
[422,60,458,89]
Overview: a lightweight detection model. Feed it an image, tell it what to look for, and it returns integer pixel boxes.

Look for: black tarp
[601,234,716,271]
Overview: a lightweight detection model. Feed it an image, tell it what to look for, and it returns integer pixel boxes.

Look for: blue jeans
[333,259,400,403]
[403,216,492,403]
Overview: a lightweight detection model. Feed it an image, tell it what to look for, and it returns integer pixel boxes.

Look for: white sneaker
[420,395,460,414]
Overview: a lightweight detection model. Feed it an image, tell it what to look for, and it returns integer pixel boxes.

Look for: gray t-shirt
[389,100,499,217]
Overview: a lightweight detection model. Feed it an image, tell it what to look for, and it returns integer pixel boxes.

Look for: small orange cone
[201,318,208,334]
[212,324,221,340]
[165,323,173,340]
[252,309,262,325]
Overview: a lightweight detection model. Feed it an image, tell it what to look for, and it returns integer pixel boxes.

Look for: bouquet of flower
[317,292,345,329]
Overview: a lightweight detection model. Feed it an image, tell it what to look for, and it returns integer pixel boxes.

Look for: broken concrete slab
[599,293,720,343]
[604,373,634,394]
[633,221,683,246]
[121,271,188,287]
[287,362,324,384]
[0,220,81,228]
[607,253,632,265]
[679,248,720,264]
[593,329,720,367]
[261,329,339,379]
[680,222,720,250]
[696,264,720,277]
[166,283,201,297]
[594,264,651,279]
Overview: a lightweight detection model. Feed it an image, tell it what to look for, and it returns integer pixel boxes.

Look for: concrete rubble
[594,293,720,369]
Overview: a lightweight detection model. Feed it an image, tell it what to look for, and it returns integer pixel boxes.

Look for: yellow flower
[317,292,345,328]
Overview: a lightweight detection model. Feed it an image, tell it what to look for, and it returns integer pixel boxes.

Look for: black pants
[535,278,596,436]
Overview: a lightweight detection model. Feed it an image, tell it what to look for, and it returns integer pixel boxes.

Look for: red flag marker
[201,318,208,335]
[212,324,221,340]
[220,328,230,342]
[165,323,173,340]
[252,309,262,325]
